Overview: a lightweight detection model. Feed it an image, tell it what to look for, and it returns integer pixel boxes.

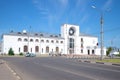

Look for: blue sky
[0,0,120,48]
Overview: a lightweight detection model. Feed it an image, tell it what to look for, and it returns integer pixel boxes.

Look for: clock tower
[61,24,80,54]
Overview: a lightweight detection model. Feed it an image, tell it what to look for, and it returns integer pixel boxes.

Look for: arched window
[46,46,49,53]
[35,46,39,52]
[24,38,28,42]
[61,41,63,43]
[30,39,33,42]
[24,45,28,52]
[35,39,39,42]
[41,39,44,42]
[51,40,54,43]
[46,40,49,43]
[18,38,22,41]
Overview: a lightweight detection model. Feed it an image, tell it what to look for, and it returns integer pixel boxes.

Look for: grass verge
[96,59,120,64]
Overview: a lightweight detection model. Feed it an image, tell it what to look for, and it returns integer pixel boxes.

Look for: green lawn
[96,59,120,64]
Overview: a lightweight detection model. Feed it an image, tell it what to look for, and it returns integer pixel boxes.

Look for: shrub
[106,47,112,56]
[116,53,120,57]
[8,48,14,56]
[19,52,24,56]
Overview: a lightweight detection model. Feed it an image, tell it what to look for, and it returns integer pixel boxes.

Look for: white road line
[16,76,21,80]
[70,61,120,73]
[42,64,100,80]
[3,60,22,80]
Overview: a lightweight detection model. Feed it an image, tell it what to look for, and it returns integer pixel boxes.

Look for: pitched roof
[4,32,64,39]
[80,33,97,37]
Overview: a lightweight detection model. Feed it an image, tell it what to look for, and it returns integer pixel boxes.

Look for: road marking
[42,64,100,80]
[3,60,22,80]
[33,59,120,80]
[16,76,21,80]
[13,72,17,75]
[70,60,120,73]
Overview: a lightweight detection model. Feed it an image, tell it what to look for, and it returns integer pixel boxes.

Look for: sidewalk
[0,59,16,80]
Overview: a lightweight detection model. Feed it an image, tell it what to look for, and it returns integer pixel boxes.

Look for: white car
[25,53,36,57]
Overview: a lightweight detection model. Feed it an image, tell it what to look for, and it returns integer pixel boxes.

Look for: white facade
[1,24,106,55]
[2,33,64,55]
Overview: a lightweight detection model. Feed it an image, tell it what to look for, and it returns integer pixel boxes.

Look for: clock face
[69,28,75,36]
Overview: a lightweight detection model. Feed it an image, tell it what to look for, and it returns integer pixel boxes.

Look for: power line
[90,27,120,35]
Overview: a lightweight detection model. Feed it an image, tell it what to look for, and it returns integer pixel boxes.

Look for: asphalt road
[2,57,120,80]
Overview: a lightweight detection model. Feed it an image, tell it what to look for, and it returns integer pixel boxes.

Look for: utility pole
[92,5,105,60]
[100,14,104,60]
[27,26,31,53]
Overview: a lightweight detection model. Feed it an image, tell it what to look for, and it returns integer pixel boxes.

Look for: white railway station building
[1,24,106,55]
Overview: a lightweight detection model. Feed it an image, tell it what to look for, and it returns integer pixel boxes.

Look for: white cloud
[59,0,68,6]
[76,0,86,7]
[80,14,89,24]
[32,0,39,4]
[84,27,91,34]
[32,0,49,17]
[102,0,113,10]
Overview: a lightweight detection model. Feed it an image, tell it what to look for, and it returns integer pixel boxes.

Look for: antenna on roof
[23,30,27,33]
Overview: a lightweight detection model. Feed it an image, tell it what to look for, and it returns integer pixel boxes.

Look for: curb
[84,61,91,63]
[78,60,120,67]
[96,62,104,64]
[112,63,120,66]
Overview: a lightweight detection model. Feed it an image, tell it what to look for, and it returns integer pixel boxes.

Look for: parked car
[109,50,119,58]
[25,52,36,57]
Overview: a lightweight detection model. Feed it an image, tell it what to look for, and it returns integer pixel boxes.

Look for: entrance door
[56,47,59,53]
[46,47,49,53]
[69,38,74,54]
[88,50,90,55]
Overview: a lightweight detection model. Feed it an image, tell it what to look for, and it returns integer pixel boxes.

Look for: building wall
[61,24,80,54]
[61,24,106,55]
[79,36,98,55]
[2,24,106,55]
[3,35,64,55]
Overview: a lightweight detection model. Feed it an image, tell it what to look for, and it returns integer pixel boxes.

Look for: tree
[19,52,23,56]
[106,47,112,56]
[8,48,14,56]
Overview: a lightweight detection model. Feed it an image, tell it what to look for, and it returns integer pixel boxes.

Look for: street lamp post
[100,13,104,60]
[92,6,104,60]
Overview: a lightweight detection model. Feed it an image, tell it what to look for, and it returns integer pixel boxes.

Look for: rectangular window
[81,44,83,48]
[92,50,94,54]
[81,38,83,42]
[31,48,32,52]
[19,48,20,52]
[81,49,83,53]
[42,48,43,53]
[69,38,74,48]
[52,49,53,52]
